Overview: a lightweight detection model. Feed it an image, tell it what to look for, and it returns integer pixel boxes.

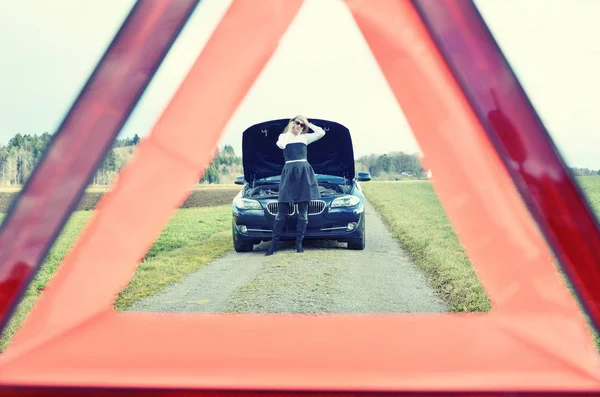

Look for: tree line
[571,167,600,176]
[199,144,242,184]
[0,132,243,186]
[2,132,599,186]
[0,132,141,186]
[0,133,52,185]
[355,152,426,179]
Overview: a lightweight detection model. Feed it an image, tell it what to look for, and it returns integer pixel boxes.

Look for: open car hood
[241,118,356,182]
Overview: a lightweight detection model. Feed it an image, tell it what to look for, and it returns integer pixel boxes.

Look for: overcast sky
[1,0,599,169]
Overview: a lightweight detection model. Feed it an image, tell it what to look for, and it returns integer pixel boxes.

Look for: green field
[578,176,600,210]
[1,176,600,352]
[0,204,234,351]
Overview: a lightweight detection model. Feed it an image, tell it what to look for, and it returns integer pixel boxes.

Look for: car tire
[232,224,254,252]
[347,218,365,250]
[233,237,254,252]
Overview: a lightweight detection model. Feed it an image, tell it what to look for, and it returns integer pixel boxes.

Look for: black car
[231,118,371,253]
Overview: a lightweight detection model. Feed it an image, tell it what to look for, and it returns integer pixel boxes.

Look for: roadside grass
[362,180,490,313]
[114,230,232,310]
[570,175,600,349]
[142,205,231,260]
[361,176,600,348]
[0,204,233,351]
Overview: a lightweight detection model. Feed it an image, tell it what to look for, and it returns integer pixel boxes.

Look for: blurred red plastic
[0,0,200,332]
[413,0,600,338]
[1,0,600,396]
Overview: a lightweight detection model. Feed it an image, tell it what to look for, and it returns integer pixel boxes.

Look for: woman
[265,115,326,256]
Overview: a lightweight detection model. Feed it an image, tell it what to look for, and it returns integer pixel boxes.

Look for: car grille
[266,202,294,216]
[266,200,326,216]
[307,200,325,215]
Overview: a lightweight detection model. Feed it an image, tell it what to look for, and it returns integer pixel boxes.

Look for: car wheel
[232,224,254,252]
[233,237,254,252]
[348,218,366,250]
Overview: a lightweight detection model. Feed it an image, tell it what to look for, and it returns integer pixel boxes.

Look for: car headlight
[234,197,262,210]
[331,195,360,208]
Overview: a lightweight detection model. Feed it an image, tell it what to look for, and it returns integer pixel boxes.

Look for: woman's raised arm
[306,122,326,145]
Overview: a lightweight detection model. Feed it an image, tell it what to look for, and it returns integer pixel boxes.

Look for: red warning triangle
[1,0,600,395]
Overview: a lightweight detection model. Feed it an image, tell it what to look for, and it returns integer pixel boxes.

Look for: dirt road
[127,200,447,314]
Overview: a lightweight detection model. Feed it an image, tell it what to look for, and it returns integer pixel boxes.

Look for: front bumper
[232,202,365,242]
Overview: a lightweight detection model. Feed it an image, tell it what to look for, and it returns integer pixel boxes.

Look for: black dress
[278,142,321,203]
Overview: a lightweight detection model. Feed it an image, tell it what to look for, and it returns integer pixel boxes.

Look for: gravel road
[127,199,447,314]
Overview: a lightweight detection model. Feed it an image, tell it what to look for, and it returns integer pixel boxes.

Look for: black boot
[265,217,284,256]
[295,218,307,253]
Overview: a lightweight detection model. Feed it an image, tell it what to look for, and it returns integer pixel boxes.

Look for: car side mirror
[356,172,371,182]
[234,175,246,185]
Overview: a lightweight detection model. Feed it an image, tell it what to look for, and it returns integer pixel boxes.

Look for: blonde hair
[282,115,309,135]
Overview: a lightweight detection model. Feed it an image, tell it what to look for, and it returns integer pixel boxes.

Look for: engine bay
[246,181,351,199]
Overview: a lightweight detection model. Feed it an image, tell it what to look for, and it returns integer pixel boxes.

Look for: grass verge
[362,181,490,312]
[362,176,600,349]
[114,230,232,311]
[0,204,233,351]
